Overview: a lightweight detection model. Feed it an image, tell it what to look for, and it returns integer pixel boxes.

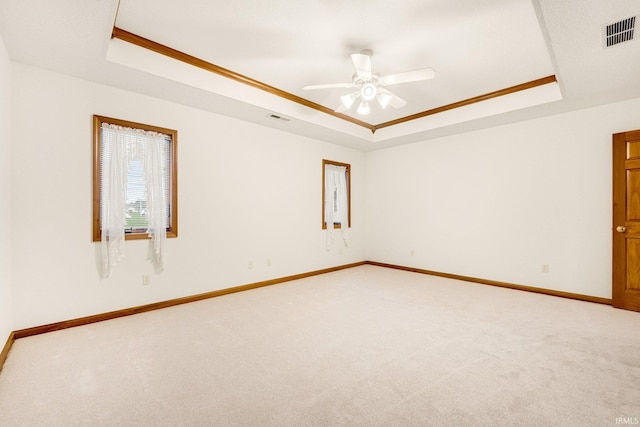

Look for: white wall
[10,64,366,329]
[9,61,640,332]
[366,98,640,299]
[0,34,13,340]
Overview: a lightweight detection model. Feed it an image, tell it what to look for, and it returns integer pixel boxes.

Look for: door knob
[617,226,627,233]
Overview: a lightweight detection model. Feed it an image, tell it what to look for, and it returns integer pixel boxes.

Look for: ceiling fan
[303,49,435,115]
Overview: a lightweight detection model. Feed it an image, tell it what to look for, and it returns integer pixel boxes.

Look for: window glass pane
[126,159,148,230]
[322,159,351,229]
[98,127,172,233]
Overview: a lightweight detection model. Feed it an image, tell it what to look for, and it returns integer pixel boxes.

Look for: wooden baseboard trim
[0,331,15,374]
[12,262,366,340]
[366,261,612,305]
[2,259,611,374]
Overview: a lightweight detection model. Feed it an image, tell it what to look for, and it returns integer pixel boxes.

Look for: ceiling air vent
[268,113,290,122]
[604,16,636,47]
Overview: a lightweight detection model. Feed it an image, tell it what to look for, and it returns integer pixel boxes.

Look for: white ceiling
[0,0,639,150]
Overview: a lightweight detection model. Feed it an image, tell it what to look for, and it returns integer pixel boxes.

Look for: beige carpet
[0,265,639,426]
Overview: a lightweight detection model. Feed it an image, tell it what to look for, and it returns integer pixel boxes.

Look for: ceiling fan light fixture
[340,92,358,109]
[360,83,377,101]
[307,50,431,115]
[377,92,392,109]
[357,101,371,115]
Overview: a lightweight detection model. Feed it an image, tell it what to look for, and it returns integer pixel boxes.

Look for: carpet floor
[0,265,639,426]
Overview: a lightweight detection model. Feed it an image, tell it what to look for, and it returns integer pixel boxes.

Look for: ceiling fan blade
[351,53,372,80]
[379,87,407,109]
[380,67,435,86]
[335,103,349,113]
[303,82,354,90]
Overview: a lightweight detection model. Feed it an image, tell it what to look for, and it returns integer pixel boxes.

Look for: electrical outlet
[248,261,254,269]
[142,275,151,285]
[266,258,272,267]
[410,249,415,256]
[541,264,549,273]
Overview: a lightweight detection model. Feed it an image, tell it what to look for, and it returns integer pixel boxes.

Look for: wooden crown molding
[111,27,556,135]
[111,27,374,131]
[373,75,558,131]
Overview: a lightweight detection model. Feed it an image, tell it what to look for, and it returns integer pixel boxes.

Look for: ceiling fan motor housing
[361,82,377,100]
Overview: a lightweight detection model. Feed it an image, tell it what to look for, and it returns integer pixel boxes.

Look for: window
[92,115,178,242]
[322,159,350,229]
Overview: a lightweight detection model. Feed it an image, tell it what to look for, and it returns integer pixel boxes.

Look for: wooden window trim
[322,159,351,229]
[92,115,178,242]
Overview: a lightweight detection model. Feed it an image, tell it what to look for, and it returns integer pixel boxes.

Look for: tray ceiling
[0,0,639,150]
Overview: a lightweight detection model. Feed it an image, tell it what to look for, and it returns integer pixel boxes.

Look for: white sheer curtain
[100,123,168,278]
[324,164,349,250]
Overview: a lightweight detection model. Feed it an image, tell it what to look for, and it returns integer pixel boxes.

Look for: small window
[322,159,351,229]
[92,115,178,242]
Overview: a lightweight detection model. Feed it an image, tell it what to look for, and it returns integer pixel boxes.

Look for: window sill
[92,230,177,243]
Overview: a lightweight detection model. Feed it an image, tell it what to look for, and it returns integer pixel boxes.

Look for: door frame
[612,129,640,311]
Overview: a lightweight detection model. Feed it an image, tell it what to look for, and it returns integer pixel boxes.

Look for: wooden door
[612,129,640,311]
